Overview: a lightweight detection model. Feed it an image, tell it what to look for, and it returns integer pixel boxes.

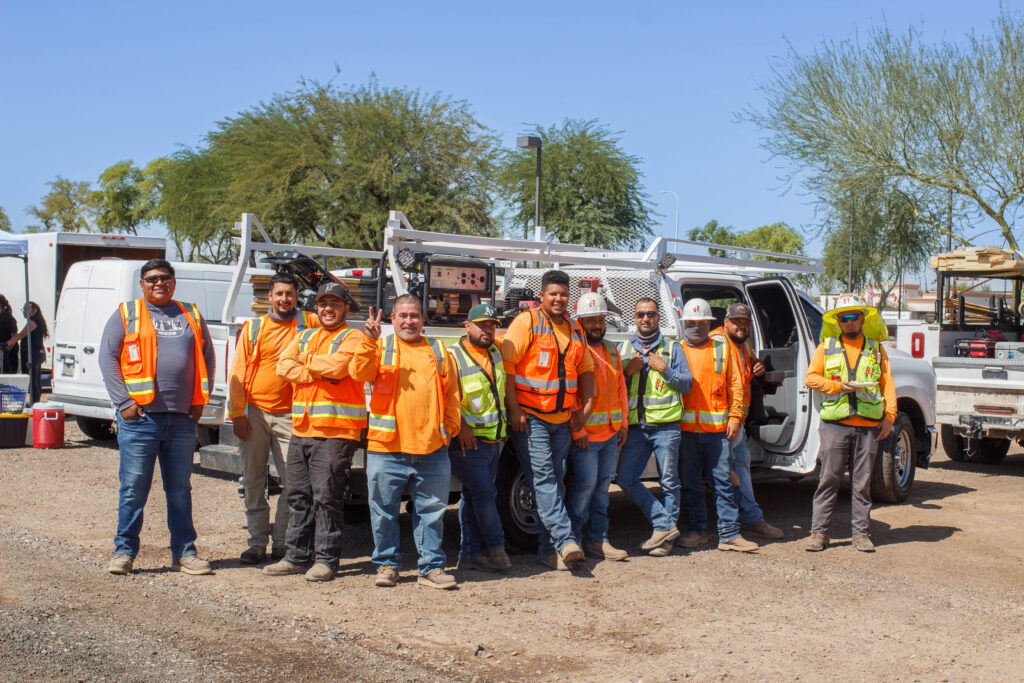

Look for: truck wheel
[76,416,115,441]
[939,425,967,462]
[871,413,916,504]
[494,442,540,553]
[940,425,1010,464]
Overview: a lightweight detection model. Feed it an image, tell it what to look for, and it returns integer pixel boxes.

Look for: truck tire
[871,413,915,503]
[494,442,540,553]
[940,425,966,462]
[76,416,115,441]
[940,425,1010,464]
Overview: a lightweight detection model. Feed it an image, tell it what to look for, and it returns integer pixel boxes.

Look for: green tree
[497,119,654,249]
[688,219,813,286]
[153,78,499,262]
[0,206,11,232]
[25,176,94,233]
[745,10,1024,250]
[91,161,153,235]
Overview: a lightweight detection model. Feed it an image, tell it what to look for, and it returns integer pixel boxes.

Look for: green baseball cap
[467,303,499,323]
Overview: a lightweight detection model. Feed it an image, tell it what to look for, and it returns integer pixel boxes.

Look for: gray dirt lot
[2,419,1023,681]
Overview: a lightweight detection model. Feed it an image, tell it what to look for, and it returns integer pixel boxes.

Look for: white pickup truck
[198,212,937,550]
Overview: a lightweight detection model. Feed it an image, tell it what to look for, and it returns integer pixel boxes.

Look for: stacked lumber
[250,274,272,315]
[931,248,1024,273]
[941,297,995,325]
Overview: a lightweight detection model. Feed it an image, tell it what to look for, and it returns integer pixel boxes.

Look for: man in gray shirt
[100,259,216,576]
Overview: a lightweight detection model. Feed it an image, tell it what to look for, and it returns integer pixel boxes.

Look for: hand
[647,353,668,373]
[570,410,585,433]
[232,415,252,441]
[725,420,741,441]
[508,404,529,433]
[624,355,644,377]
[751,361,766,377]
[457,422,478,452]
[188,404,205,421]
[616,426,628,448]
[120,403,144,421]
[839,381,858,394]
[364,306,384,340]
[876,418,893,442]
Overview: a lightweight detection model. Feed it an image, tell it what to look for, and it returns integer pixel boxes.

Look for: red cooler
[33,402,65,449]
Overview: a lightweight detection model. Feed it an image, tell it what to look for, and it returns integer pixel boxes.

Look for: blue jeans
[449,439,505,559]
[367,448,450,575]
[616,423,681,532]
[510,414,575,558]
[567,435,619,543]
[114,411,198,559]
[730,430,764,527]
[679,431,741,541]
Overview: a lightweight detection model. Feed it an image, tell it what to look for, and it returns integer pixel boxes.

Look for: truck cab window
[747,284,798,348]
[799,295,824,342]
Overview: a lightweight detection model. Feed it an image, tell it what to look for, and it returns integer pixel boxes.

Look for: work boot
[375,565,399,587]
[641,526,680,551]
[718,535,759,553]
[305,562,334,582]
[559,542,585,565]
[805,533,829,552]
[741,521,784,540]
[676,531,709,549]
[539,554,570,571]
[418,569,457,590]
[108,554,133,575]
[457,555,495,572]
[584,541,628,561]
[852,534,876,553]
[262,558,309,576]
[172,554,213,575]
[239,546,266,565]
[488,548,513,572]
[648,541,672,557]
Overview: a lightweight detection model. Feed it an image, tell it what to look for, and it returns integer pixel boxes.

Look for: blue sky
[0,0,1010,256]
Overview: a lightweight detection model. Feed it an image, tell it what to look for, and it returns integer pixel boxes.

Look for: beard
[585,328,605,344]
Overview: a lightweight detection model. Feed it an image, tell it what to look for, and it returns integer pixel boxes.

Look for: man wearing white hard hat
[565,293,630,562]
[804,294,895,553]
[677,298,753,553]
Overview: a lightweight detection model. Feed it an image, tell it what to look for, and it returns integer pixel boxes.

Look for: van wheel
[494,443,540,553]
[871,413,915,503]
[77,417,115,441]
[940,425,1010,464]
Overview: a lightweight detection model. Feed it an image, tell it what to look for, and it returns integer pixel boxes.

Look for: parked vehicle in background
[49,259,265,442]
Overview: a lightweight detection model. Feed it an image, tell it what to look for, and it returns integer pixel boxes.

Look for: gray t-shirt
[99,300,216,414]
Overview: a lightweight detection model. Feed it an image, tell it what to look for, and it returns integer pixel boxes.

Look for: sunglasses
[838,313,862,323]
[635,311,658,319]
[142,274,174,284]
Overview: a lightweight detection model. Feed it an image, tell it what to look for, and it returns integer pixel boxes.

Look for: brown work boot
[488,548,513,572]
[108,554,133,575]
[263,558,309,576]
[172,554,213,575]
[375,565,399,587]
[805,533,829,552]
[718,535,759,553]
[641,526,680,551]
[305,562,334,582]
[852,534,876,553]
[239,546,267,565]
[559,542,585,565]
[676,531,710,548]
[539,554,570,571]
[648,541,672,557]
[418,569,457,590]
[457,555,495,572]
[584,541,628,561]
[741,521,784,540]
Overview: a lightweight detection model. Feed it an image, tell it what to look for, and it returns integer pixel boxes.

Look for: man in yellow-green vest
[804,294,895,553]
[448,304,513,573]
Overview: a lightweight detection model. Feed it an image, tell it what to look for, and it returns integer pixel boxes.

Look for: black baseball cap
[315,281,358,310]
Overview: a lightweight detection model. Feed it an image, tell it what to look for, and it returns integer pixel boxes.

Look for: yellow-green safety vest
[819,336,884,422]
[620,338,683,425]
[449,339,506,440]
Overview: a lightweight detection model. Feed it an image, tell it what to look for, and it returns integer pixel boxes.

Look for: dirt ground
[2,420,1024,682]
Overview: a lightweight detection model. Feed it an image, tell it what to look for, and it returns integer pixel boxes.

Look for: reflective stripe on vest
[450,339,506,440]
[680,338,729,432]
[119,298,209,405]
[513,308,586,414]
[819,336,884,422]
[584,339,624,432]
[289,325,368,428]
[367,335,449,443]
[620,337,683,425]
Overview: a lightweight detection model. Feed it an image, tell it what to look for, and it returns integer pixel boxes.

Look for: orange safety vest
[680,337,729,433]
[710,328,754,417]
[583,339,624,435]
[289,325,367,430]
[119,298,210,407]
[240,310,315,397]
[513,308,587,414]
[366,334,449,444]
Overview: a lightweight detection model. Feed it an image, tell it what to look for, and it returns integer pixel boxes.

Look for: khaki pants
[240,406,292,550]
[811,421,878,536]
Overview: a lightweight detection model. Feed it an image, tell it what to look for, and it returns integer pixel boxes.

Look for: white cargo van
[49,259,264,441]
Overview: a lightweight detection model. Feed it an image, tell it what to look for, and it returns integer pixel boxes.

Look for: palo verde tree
[0,206,11,233]
[745,10,1024,250]
[25,176,94,233]
[688,219,814,287]
[497,119,655,249]
[91,161,154,235]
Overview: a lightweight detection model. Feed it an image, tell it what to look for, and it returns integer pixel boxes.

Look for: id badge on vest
[537,350,551,368]
[126,342,141,363]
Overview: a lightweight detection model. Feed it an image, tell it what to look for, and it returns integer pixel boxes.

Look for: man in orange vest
[353,295,462,589]
[710,303,783,541]
[100,259,215,576]
[502,270,595,571]
[677,298,756,553]
[566,293,629,562]
[228,272,319,565]
[263,281,370,583]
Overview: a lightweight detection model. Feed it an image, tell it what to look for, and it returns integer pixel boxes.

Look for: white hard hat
[826,293,870,319]
[681,297,715,321]
[575,292,609,318]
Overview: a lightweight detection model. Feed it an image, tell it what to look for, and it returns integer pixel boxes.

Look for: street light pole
[947,186,953,251]
[660,190,679,241]
[517,136,543,240]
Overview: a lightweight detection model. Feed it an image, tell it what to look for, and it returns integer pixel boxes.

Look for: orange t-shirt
[805,335,897,426]
[228,314,319,417]
[501,311,594,424]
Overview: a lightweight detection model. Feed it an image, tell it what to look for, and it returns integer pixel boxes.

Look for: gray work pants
[811,421,878,535]
[239,406,292,551]
[284,436,355,567]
